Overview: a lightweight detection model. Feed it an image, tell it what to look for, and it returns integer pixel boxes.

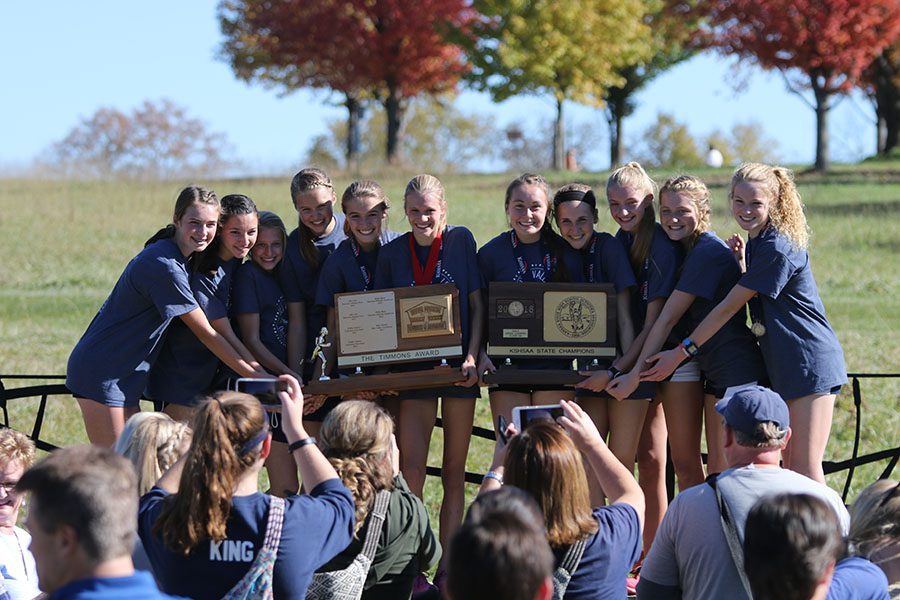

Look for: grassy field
[0,166,898,524]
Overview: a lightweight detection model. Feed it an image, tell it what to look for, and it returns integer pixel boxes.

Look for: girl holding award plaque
[637,164,846,484]
[373,174,484,579]
[315,180,400,387]
[477,173,584,424]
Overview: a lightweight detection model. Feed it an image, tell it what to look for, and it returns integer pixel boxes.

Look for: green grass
[1,166,898,532]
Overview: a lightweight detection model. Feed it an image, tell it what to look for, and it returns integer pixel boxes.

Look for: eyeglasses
[0,481,20,493]
[877,480,900,509]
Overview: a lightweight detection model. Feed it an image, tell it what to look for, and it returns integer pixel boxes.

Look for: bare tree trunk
[384,84,406,165]
[345,94,364,173]
[812,81,831,172]
[552,97,565,171]
[872,53,900,155]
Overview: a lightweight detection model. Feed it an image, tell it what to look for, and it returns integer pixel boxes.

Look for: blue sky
[0,1,878,175]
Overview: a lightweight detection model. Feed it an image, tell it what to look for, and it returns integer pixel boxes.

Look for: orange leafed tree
[219,0,473,166]
[708,0,900,170]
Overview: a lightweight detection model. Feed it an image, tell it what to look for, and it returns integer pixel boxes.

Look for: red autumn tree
[708,0,900,170]
[219,0,473,166]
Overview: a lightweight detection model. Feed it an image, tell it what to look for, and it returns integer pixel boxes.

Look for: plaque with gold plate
[303,284,465,396]
[483,282,654,398]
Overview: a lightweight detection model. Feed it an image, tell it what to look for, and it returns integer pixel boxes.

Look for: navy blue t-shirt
[232,261,289,366]
[139,480,354,600]
[315,231,402,307]
[145,257,238,406]
[552,504,641,600]
[581,231,636,291]
[675,232,765,389]
[47,572,182,600]
[66,238,198,407]
[478,230,584,371]
[374,227,483,397]
[279,213,347,356]
[615,224,681,331]
[740,225,847,399]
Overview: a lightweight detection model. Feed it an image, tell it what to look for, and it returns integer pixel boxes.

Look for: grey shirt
[638,465,849,600]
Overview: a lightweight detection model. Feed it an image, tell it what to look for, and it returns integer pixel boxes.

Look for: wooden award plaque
[482,281,654,398]
[303,284,465,396]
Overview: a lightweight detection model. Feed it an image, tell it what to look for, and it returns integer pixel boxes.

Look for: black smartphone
[497,415,509,444]
[235,377,288,407]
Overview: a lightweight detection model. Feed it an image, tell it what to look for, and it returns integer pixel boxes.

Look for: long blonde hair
[607,162,658,273]
[318,401,395,535]
[115,412,192,496]
[659,175,712,251]
[731,162,809,249]
[154,392,267,554]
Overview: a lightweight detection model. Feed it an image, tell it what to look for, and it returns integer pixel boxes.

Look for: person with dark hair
[147,193,265,422]
[744,493,846,600]
[477,173,584,424]
[17,445,179,599]
[637,386,850,600]
[480,399,644,599]
[67,186,264,447]
[447,487,554,600]
[138,375,354,598]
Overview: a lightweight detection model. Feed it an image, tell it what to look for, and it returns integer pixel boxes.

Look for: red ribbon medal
[409,232,443,286]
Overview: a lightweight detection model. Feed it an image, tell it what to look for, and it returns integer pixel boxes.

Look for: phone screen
[512,404,564,430]
[235,378,287,406]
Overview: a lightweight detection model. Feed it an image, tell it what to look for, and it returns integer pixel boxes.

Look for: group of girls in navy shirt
[68,162,847,573]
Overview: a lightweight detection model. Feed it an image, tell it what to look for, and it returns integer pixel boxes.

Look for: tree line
[218,0,900,172]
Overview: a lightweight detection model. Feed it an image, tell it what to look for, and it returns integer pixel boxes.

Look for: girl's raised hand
[557,399,603,452]
[575,369,611,392]
[726,233,745,266]
[640,349,682,382]
[277,374,306,440]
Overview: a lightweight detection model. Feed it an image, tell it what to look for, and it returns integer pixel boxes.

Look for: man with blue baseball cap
[638,385,850,600]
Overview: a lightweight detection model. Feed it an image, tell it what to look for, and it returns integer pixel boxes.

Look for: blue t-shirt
[741,225,848,399]
[138,480,354,600]
[478,230,583,371]
[615,224,681,331]
[826,556,889,600]
[374,227,483,398]
[279,213,347,357]
[675,232,766,389]
[48,571,182,600]
[315,231,402,307]
[553,503,641,600]
[581,231,636,292]
[66,238,199,406]
[232,261,289,366]
[145,258,238,406]
[375,227,483,358]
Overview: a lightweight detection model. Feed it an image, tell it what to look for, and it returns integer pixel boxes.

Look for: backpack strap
[558,537,587,575]
[706,474,753,599]
[359,490,391,562]
[262,496,286,555]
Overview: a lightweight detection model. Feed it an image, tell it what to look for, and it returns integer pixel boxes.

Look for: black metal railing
[1,373,897,502]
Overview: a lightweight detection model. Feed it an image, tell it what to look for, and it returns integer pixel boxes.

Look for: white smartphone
[511,404,564,431]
